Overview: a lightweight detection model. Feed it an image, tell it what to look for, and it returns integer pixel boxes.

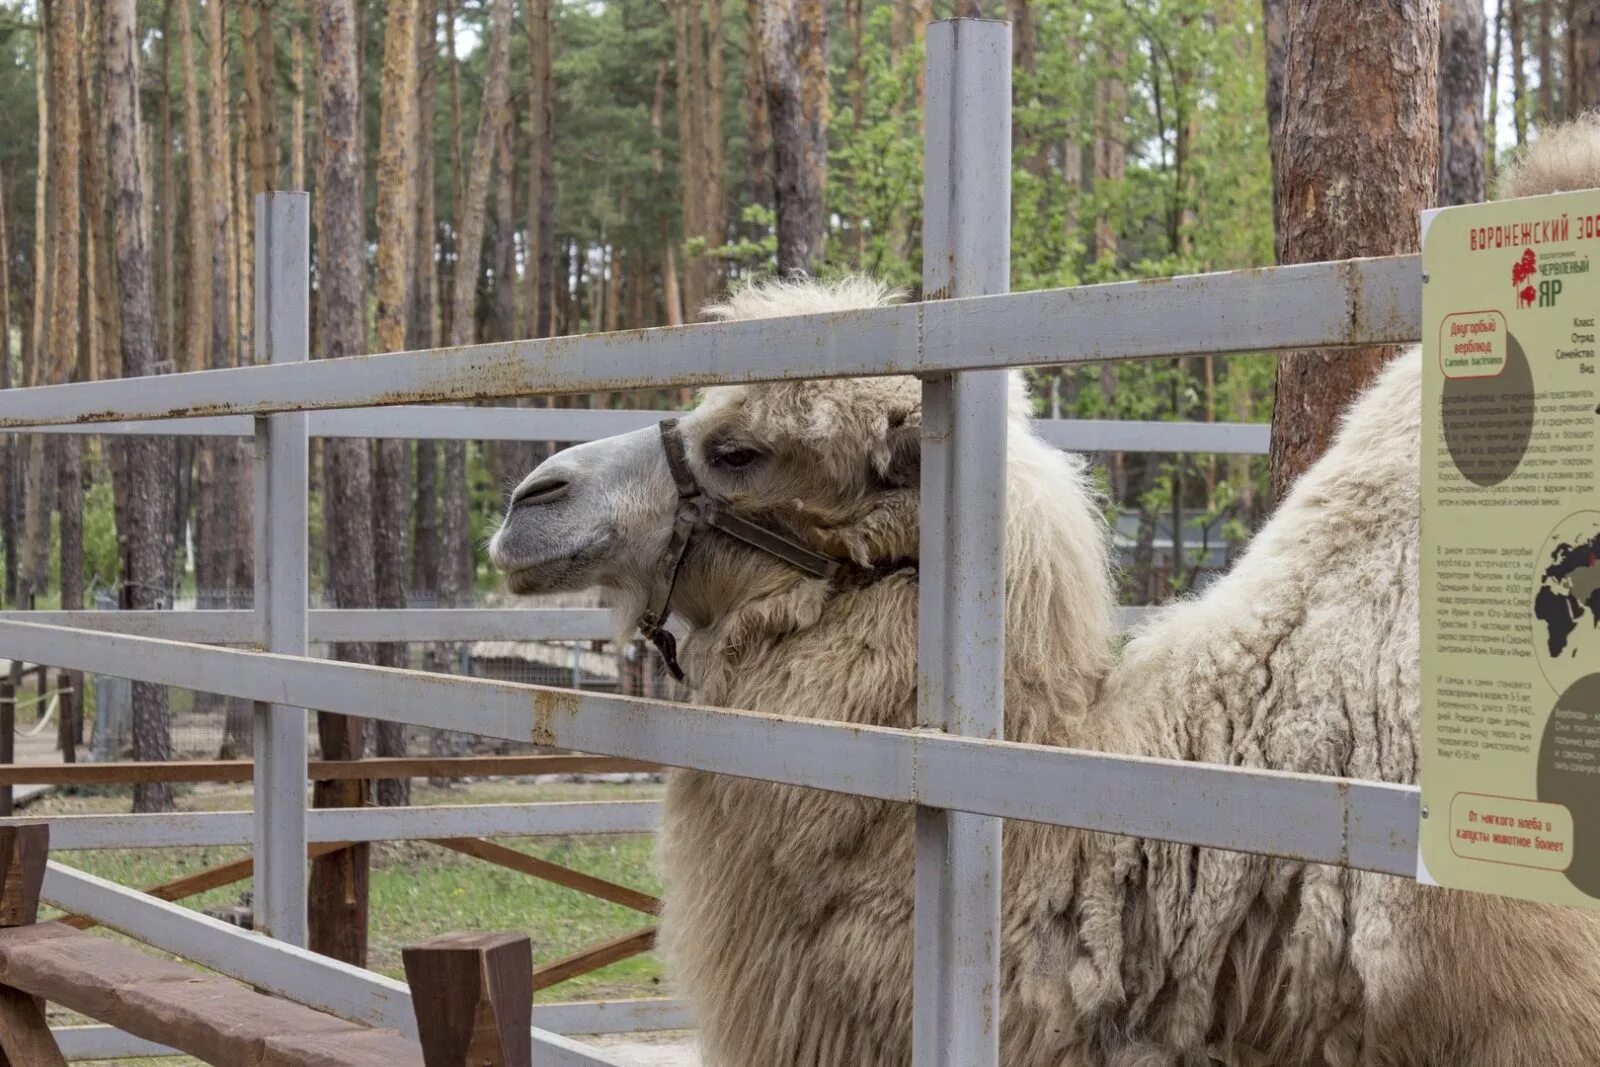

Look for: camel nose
[512,473,570,508]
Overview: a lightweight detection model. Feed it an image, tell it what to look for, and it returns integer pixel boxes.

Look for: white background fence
[0,18,1424,1066]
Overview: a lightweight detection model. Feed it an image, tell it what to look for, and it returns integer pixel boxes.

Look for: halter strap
[637,418,847,683]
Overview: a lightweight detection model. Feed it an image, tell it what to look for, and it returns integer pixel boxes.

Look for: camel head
[489,278,928,644]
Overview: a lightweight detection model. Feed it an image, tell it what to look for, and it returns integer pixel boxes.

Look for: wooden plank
[0,922,423,1066]
[0,984,66,1067]
[403,932,532,1067]
[533,928,657,992]
[59,841,350,932]
[429,838,660,916]
[0,754,659,787]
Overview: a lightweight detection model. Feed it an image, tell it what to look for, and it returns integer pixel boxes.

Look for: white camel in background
[489,119,1600,1066]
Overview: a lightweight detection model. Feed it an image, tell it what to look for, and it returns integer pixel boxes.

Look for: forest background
[0,0,1590,808]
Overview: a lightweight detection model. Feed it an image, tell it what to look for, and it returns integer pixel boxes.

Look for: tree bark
[1439,0,1487,207]
[742,0,768,211]
[311,0,374,966]
[20,3,53,609]
[158,2,177,374]
[491,116,516,342]
[441,0,512,615]
[1488,0,1505,185]
[45,0,81,619]
[763,0,828,275]
[1509,0,1528,147]
[373,0,420,805]
[0,176,12,610]
[107,0,177,812]
[1262,0,1288,260]
[1093,52,1127,265]
[527,0,556,340]
[703,0,726,293]
[1537,0,1556,122]
[410,0,440,610]
[1576,1,1600,112]
[674,0,705,313]
[290,0,307,189]
[1268,0,1439,504]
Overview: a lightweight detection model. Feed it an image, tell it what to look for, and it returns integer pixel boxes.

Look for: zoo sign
[1420,189,1600,909]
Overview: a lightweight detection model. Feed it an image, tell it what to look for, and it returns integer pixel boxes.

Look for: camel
[489,121,1600,1066]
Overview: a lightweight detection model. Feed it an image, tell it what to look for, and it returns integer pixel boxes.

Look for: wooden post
[56,676,76,765]
[0,822,62,1067]
[402,932,532,1067]
[0,825,46,928]
[0,673,14,818]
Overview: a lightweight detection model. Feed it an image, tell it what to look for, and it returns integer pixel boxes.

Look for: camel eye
[710,445,762,471]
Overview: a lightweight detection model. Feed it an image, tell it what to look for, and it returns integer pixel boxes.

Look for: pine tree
[106,0,177,813]
[372,0,420,805]
[311,0,375,966]
[1268,0,1439,502]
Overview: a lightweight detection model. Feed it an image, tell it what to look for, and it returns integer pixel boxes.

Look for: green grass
[33,778,669,1064]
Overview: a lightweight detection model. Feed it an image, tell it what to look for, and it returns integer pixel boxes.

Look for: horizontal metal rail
[10,404,1273,455]
[0,621,1419,876]
[0,755,656,787]
[0,256,1421,428]
[0,801,662,850]
[54,999,692,1060]
[41,863,636,1067]
[0,605,1154,646]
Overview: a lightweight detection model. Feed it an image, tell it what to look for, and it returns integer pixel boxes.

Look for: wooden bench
[0,825,536,1066]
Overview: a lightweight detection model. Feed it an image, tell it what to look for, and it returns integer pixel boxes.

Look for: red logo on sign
[1518,285,1537,308]
[1512,249,1538,287]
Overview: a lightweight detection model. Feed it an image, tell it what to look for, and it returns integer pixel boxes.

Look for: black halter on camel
[636,418,848,683]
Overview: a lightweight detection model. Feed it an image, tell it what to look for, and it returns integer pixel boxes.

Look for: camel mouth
[497,527,620,596]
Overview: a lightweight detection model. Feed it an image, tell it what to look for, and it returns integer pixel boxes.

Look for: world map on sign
[1535,523,1600,662]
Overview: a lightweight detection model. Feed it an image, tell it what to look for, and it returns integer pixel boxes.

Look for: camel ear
[873,409,921,489]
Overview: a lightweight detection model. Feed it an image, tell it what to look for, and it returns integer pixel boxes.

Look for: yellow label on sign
[1421,190,1600,908]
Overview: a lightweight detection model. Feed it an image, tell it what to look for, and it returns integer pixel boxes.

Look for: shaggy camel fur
[497,122,1600,1065]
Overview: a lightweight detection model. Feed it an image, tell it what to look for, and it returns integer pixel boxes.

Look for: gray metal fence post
[915,19,1011,1067]
[252,193,311,946]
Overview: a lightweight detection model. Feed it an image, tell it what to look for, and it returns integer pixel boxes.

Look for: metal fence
[0,19,1425,1067]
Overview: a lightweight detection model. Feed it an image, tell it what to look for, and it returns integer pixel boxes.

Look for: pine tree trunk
[527,0,556,339]
[1268,0,1439,503]
[1262,0,1288,260]
[1509,0,1528,147]
[0,177,12,610]
[1439,0,1487,207]
[290,0,307,189]
[196,0,237,626]
[763,0,827,275]
[158,1,176,372]
[410,0,439,609]
[1488,0,1506,186]
[674,0,704,314]
[108,0,176,809]
[442,0,464,349]
[491,116,516,342]
[1537,0,1556,122]
[1576,1,1600,112]
[176,1,210,369]
[20,3,53,609]
[311,0,374,966]
[703,0,725,293]
[441,0,512,613]
[46,0,82,624]
[1093,58,1127,265]
[742,0,768,211]
[1008,0,1043,180]
[373,0,420,805]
